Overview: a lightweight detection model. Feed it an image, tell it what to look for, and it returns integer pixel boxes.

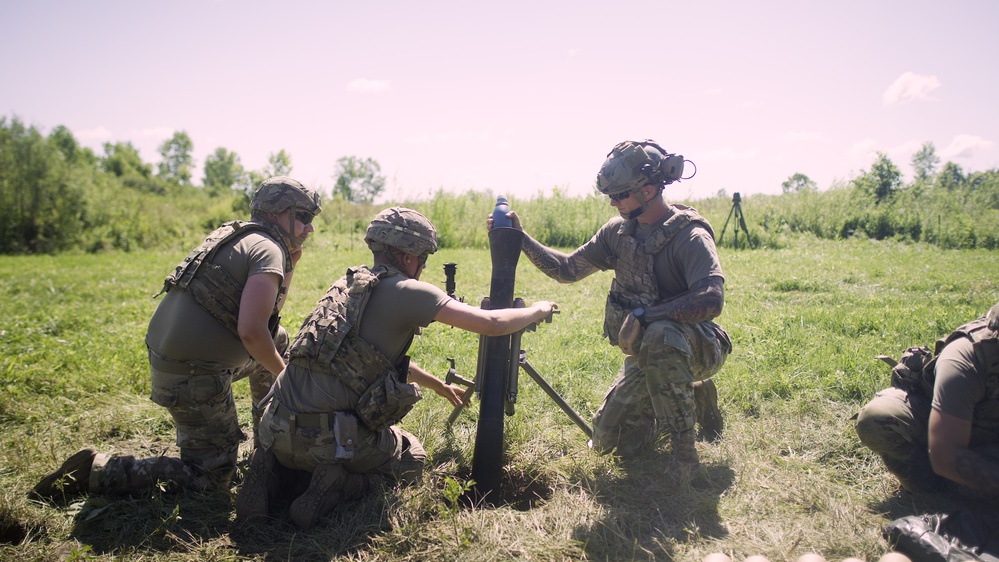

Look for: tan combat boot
[693,379,724,442]
[31,448,97,501]
[289,464,367,530]
[670,429,700,470]
[235,448,278,527]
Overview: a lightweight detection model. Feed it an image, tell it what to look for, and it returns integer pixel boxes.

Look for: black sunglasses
[608,190,633,202]
[295,211,315,225]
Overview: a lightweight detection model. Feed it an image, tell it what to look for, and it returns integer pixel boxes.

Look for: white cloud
[347,78,392,93]
[882,72,941,106]
[704,87,723,96]
[940,134,995,159]
[846,138,881,161]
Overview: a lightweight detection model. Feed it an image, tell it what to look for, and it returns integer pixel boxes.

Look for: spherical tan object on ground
[702,553,732,562]
[796,554,826,562]
[878,553,912,562]
[744,556,771,562]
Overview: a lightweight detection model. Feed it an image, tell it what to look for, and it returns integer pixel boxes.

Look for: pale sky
[2,1,997,201]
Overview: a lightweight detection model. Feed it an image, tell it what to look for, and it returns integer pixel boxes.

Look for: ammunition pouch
[603,296,627,346]
[355,370,422,432]
[603,280,648,346]
[324,334,421,432]
[886,346,935,395]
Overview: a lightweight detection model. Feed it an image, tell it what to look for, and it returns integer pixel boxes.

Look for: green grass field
[1,231,996,561]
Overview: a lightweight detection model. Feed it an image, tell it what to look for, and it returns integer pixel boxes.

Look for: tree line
[0,116,387,253]
[750,142,999,249]
[1,115,996,254]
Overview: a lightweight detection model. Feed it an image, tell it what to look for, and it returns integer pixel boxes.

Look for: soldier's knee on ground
[855,394,917,459]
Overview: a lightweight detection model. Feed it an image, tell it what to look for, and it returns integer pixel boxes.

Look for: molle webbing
[609,205,714,308]
[285,265,401,393]
[934,318,999,380]
[158,220,291,337]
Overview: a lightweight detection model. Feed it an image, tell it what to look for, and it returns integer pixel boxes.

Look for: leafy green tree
[781,172,816,194]
[333,156,385,203]
[157,130,195,185]
[937,161,965,191]
[911,142,939,184]
[101,141,151,178]
[0,117,87,253]
[853,152,901,204]
[266,149,293,177]
[203,147,245,196]
[48,125,95,165]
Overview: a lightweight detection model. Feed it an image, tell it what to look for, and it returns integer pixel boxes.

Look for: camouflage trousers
[591,319,730,456]
[856,386,999,494]
[89,330,287,495]
[259,400,426,487]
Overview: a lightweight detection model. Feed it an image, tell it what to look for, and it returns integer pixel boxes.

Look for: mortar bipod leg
[518,352,593,439]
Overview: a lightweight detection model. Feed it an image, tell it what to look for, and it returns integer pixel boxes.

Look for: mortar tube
[471,226,524,500]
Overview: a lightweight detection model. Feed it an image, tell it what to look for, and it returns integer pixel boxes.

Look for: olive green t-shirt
[932,336,987,422]
[144,230,285,369]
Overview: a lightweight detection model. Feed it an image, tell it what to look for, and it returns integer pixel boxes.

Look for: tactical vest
[157,220,292,338]
[603,205,715,344]
[286,265,420,431]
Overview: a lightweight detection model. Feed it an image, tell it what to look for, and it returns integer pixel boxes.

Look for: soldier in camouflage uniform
[488,140,730,469]
[235,207,557,529]
[32,176,322,500]
[855,301,999,498]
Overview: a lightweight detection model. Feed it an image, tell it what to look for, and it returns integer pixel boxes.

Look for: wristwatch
[632,307,648,327]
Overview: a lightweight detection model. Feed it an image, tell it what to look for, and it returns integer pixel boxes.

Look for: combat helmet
[250,176,322,216]
[595,140,687,197]
[365,207,438,256]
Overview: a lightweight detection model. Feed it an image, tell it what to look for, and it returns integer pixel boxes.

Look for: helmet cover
[250,176,322,216]
[595,139,682,196]
[364,207,438,256]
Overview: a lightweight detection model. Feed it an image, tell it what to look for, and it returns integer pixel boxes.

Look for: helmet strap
[624,185,664,220]
[282,209,302,249]
[386,250,415,279]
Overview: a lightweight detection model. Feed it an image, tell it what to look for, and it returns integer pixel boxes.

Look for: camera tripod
[719,192,752,249]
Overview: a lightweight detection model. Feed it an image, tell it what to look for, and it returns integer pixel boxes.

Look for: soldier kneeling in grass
[856,300,999,498]
[235,207,557,530]
[33,177,321,500]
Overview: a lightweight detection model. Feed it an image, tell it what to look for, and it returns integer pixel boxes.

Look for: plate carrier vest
[603,204,714,345]
[285,265,420,431]
[157,220,292,338]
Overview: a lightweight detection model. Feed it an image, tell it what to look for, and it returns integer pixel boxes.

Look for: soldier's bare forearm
[952,448,999,495]
[521,234,598,283]
[646,277,724,325]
